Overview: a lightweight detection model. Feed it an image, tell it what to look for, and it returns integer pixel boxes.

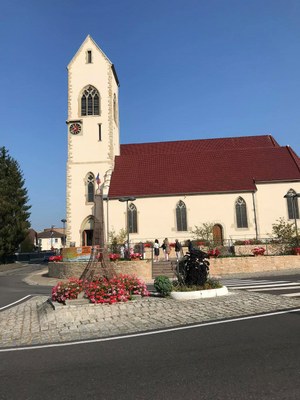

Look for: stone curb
[0,290,299,349]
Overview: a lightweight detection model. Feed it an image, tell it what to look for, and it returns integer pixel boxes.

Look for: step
[152,261,176,278]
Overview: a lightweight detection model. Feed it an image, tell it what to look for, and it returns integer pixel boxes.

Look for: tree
[0,147,31,263]
[108,228,127,253]
[272,217,295,241]
[190,222,214,243]
[271,217,296,254]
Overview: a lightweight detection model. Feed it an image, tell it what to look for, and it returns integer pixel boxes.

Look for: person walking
[153,239,160,262]
[175,239,182,261]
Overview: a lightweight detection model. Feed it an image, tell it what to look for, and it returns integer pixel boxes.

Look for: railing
[15,251,55,262]
[106,238,299,259]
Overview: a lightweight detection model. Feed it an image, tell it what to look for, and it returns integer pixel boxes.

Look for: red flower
[130,252,142,259]
[252,247,265,256]
[49,255,63,262]
[207,248,220,257]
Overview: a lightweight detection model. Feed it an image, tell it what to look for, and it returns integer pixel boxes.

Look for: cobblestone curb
[0,291,299,348]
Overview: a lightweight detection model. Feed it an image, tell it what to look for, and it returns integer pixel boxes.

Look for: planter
[170,286,228,300]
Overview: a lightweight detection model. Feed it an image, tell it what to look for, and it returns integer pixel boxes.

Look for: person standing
[153,239,160,262]
[162,238,170,261]
[175,239,182,261]
[187,239,193,253]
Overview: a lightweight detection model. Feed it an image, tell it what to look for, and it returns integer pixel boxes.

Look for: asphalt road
[0,264,51,308]
[1,311,299,399]
[220,273,300,296]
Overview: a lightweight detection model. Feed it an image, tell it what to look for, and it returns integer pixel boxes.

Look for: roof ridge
[120,134,275,148]
[286,146,300,174]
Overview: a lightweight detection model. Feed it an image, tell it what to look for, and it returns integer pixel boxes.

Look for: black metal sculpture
[80,187,114,282]
[177,247,210,286]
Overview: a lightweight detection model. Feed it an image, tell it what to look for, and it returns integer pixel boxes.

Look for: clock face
[69,123,82,135]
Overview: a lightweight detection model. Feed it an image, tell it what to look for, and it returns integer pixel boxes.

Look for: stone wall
[48,260,152,282]
[234,244,284,256]
[209,255,300,276]
[49,255,300,282]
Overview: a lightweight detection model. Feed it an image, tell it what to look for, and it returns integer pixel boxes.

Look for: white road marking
[0,295,32,311]
[227,282,300,289]
[222,280,288,284]
[0,308,299,353]
[249,286,300,292]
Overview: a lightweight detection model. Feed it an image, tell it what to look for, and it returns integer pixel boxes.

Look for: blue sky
[1,0,300,231]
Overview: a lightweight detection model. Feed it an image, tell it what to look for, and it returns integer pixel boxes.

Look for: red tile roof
[120,134,279,155]
[109,135,300,198]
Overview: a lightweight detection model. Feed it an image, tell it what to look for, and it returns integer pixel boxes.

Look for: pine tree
[0,147,31,263]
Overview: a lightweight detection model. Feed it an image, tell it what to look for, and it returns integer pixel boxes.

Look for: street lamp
[284,192,300,246]
[119,196,136,258]
[50,225,54,251]
[61,219,67,248]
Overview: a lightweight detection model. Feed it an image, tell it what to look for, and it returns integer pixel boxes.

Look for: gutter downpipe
[252,190,258,240]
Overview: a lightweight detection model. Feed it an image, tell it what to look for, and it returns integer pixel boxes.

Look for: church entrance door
[213,224,223,245]
[82,230,93,246]
[81,216,95,246]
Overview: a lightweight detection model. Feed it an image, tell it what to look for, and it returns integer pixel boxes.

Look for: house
[65,35,300,247]
[37,228,65,251]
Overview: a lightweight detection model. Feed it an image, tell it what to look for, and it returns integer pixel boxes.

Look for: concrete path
[0,265,299,349]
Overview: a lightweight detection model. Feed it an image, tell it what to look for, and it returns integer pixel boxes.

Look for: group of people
[153,238,183,262]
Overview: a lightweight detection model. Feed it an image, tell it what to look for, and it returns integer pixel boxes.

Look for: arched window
[176,200,187,231]
[86,173,95,203]
[81,85,100,116]
[113,93,118,124]
[235,197,248,228]
[285,189,299,220]
[128,203,137,233]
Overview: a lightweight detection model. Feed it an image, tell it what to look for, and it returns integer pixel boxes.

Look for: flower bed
[51,278,84,303]
[51,274,149,304]
[109,252,142,261]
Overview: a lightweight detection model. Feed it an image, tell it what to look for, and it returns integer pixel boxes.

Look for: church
[66,35,300,248]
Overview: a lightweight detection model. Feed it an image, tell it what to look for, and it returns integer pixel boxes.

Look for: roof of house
[37,231,64,239]
[108,135,300,199]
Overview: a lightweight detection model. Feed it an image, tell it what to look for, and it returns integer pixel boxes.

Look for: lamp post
[61,219,67,248]
[284,192,300,247]
[50,225,54,251]
[119,196,136,258]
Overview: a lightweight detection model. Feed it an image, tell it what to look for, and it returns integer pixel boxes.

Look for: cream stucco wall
[105,184,300,245]
[254,182,300,236]
[39,237,63,251]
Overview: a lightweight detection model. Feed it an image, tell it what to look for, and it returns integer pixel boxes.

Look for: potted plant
[170,249,228,300]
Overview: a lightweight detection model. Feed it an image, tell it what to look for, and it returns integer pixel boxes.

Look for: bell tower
[66,35,120,246]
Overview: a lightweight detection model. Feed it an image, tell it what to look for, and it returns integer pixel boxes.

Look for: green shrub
[154,275,173,297]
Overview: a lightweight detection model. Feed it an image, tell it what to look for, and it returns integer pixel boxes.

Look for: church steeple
[66,36,120,246]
